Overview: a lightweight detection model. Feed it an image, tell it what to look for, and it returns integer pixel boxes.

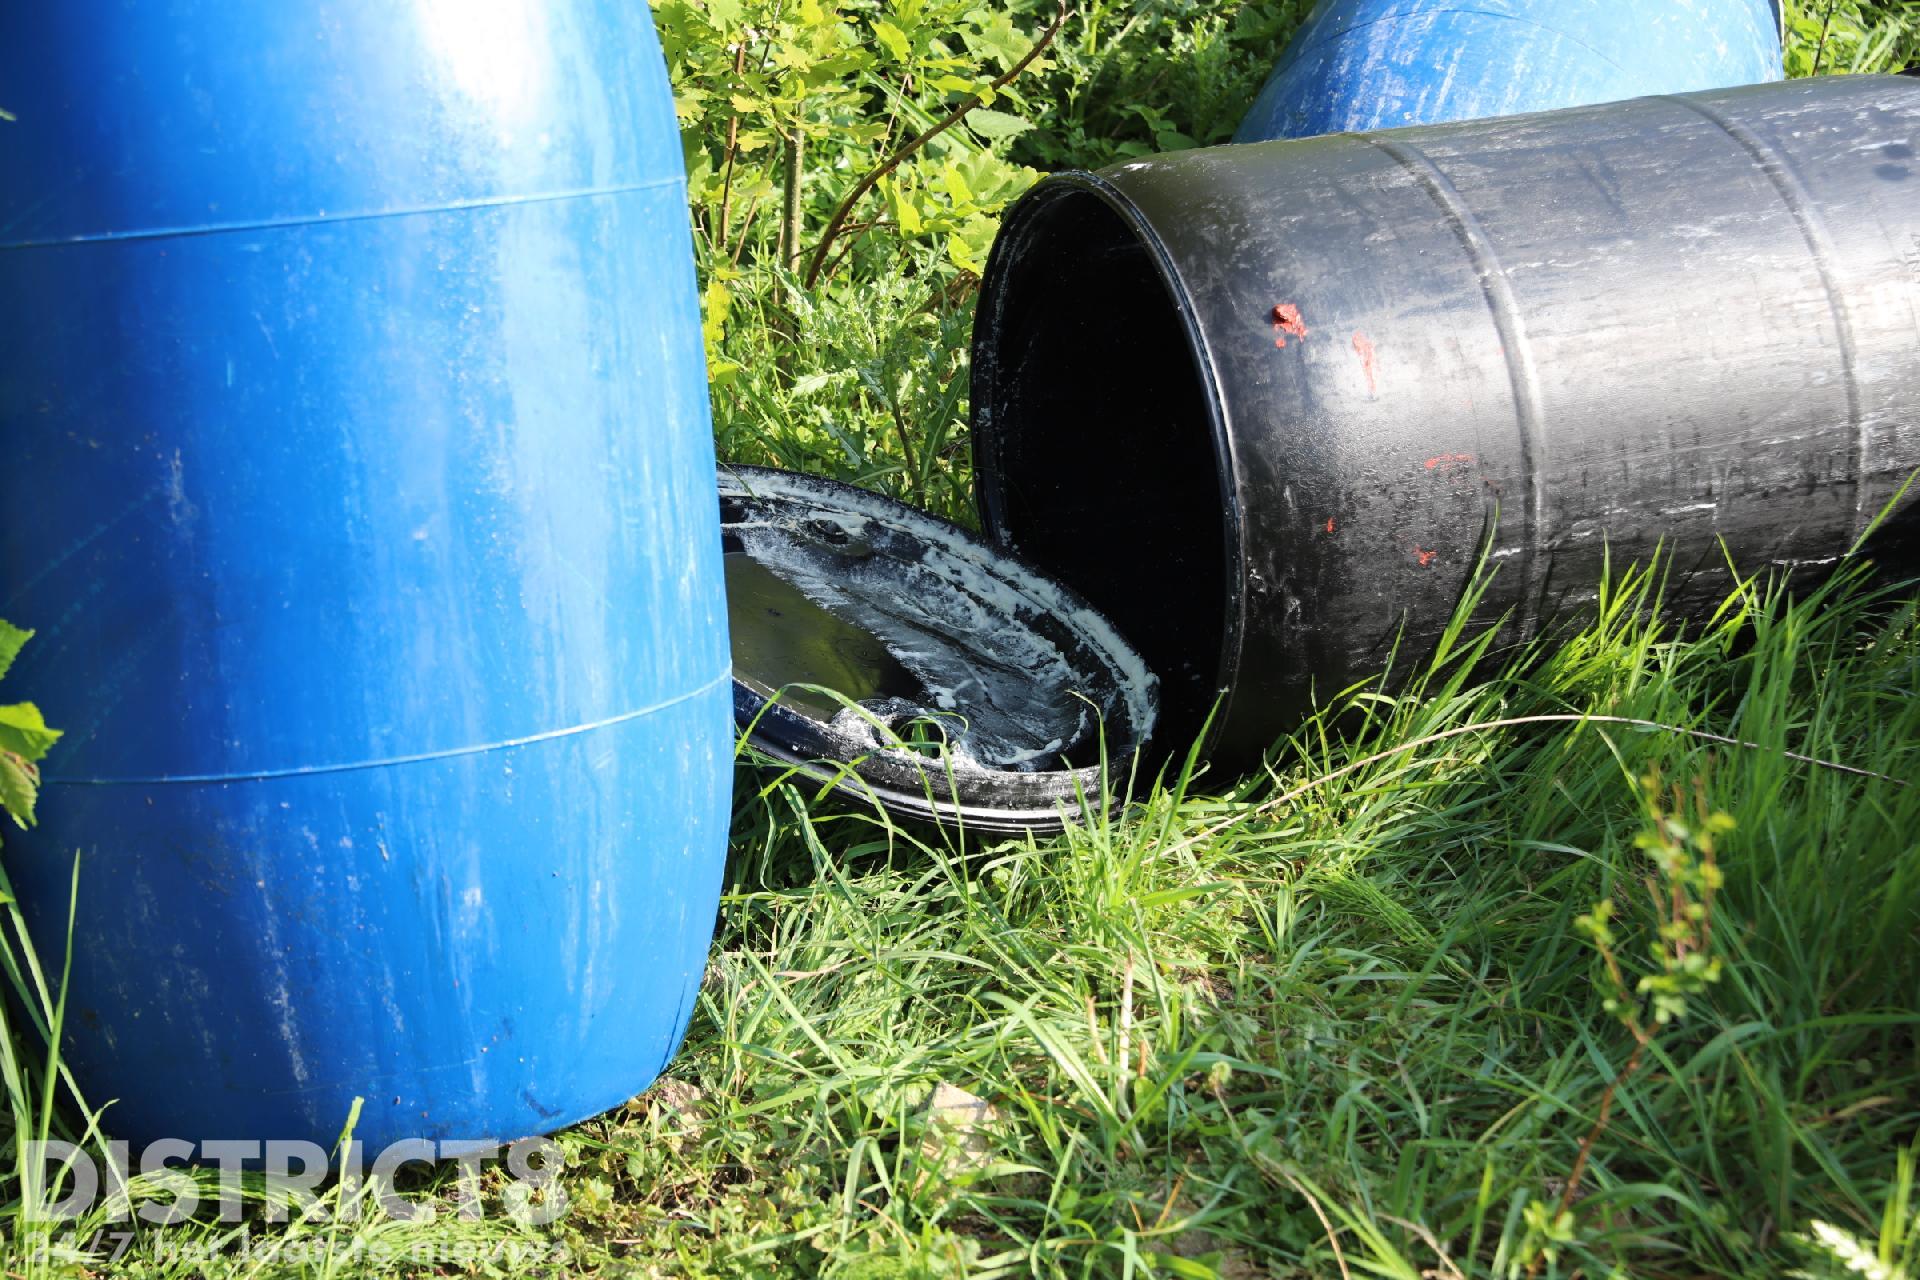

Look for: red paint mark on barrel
[1272,303,1309,348]
[1351,331,1378,395]
[1424,452,1475,475]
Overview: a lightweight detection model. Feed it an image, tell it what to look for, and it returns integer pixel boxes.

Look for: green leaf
[770,44,818,74]
[0,749,38,829]
[964,107,1032,141]
[872,19,910,62]
[945,214,998,275]
[963,12,1026,71]
[953,151,1036,208]
[706,0,743,29]
[0,702,61,763]
[0,618,29,682]
[881,178,925,235]
[701,279,733,355]
[939,162,974,206]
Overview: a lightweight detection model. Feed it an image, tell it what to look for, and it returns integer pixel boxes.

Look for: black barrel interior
[975,185,1234,757]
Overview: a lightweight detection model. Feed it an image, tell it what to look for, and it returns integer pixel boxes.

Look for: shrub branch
[804,1,1069,288]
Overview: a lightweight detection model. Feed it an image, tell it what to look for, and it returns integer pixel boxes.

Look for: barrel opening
[973,181,1236,758]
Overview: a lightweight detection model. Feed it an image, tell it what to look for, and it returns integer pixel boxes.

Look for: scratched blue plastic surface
[1237,0,1783,141]
[0,1,732,1149]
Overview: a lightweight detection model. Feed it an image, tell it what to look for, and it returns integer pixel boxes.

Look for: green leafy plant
[655,0,1056,291]
[0,620,61,832]
[1784,0,1920,76]
[1523,771,1731,1276]
[659,0,1320,517]
[0,620,86,1277]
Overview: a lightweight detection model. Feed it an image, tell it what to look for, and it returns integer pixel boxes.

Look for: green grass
[639,559,1920,1280]
[4,3,1920,1277]
[7,564,1918,1277]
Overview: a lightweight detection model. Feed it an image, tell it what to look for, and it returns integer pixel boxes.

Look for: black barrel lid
[719,466,1160,832]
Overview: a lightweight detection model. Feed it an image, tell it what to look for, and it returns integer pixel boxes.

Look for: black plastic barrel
[972,77,1920,764]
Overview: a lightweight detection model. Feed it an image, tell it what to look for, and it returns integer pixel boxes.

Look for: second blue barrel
[0,1,731,1151]
[1237,0,1784,142]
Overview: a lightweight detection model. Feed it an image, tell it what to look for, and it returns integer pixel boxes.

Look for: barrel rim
[971,169,1248,761]
[719,462,1161,833]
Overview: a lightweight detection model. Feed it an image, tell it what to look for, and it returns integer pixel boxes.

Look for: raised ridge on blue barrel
[0,0,732,1151]
[1237,0,1784,142]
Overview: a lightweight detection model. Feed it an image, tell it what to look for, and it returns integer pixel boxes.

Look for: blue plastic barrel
[1237,0,1784,141]
[0,2,731,1151]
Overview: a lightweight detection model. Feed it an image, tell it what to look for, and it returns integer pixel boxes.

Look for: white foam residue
[725,470,1157,774]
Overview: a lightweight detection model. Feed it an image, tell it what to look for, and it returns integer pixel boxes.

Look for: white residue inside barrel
[725,484,1154,774]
